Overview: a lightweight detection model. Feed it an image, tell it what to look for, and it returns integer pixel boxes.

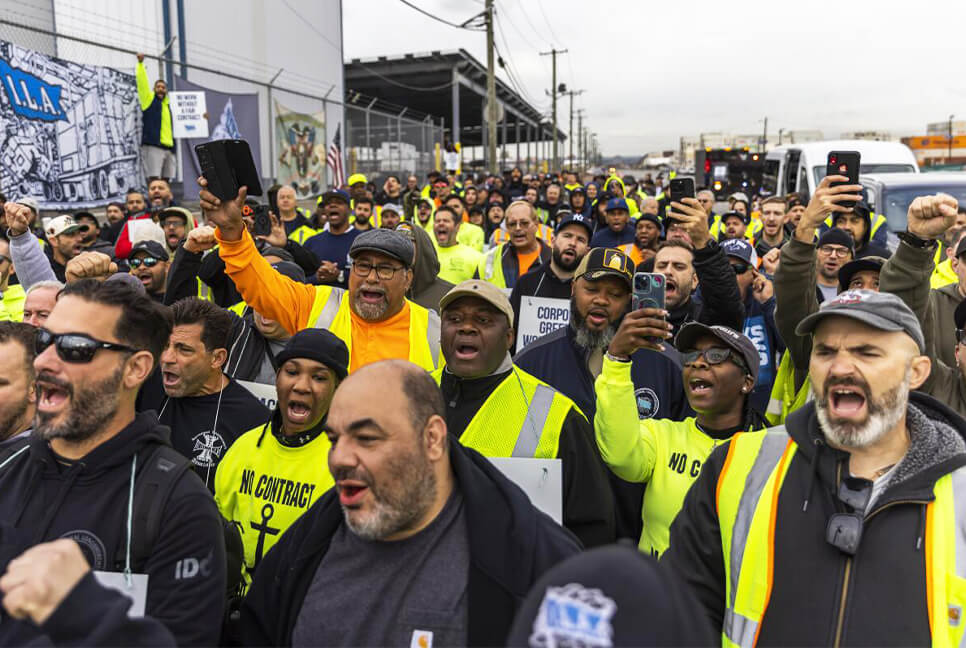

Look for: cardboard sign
[516,296,570,350]
[93,571,148,617]
[487,457,562,523]
[169,91,209,138]
[238,380,278,411]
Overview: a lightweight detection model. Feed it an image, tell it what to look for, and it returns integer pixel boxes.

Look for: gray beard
[34,366,123,443]
[815,371,911,449]
[570,303,618,351]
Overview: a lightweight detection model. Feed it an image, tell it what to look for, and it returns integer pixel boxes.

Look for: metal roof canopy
[344,49,564,149]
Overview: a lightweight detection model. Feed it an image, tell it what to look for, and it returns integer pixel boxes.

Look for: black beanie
[274,329,350,380]
[817,227,855,253]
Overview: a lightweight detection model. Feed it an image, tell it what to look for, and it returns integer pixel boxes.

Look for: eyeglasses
[682,347,748,374]
[129,257,160,268]
[731,262,751,275]
[352,261,405,280]
[826,477,872,556]
[35,328,135,363]
[818,245,851,258]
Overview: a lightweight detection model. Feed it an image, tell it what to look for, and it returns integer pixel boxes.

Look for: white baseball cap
[45,215,87,238]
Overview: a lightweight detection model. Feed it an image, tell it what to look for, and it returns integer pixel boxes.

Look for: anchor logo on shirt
[248,503,280,574]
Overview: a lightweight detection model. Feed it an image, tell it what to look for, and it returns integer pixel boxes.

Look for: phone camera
[829,156,837,165]
[652,276,664,286]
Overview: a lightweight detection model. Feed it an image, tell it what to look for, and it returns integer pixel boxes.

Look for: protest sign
[169,91,208,139]
[515,296,571,350]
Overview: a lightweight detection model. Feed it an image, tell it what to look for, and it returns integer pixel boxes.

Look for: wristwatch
[605,352,631,363]
[897,231,937,249]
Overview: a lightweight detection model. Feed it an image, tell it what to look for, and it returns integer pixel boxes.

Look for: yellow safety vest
[306,286,441,372]
[711,216,761,243]
[0,284,26,322]
[288,224,319,246]
[764,350,811,426]
[716,427,966,648]
[431,366,576,458]
[932,254,957,289]
[822,213,887,239]
[478,243,511,289]
[214,422,333,590]
[227,301,248,317]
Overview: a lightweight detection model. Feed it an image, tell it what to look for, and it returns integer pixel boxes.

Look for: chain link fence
[0,11,444,197]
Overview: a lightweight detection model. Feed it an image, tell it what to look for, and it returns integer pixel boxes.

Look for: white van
[762,140,919,201]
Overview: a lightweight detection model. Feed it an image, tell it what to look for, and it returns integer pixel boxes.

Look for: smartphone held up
[195,139,263,201]
[826,150,861,210]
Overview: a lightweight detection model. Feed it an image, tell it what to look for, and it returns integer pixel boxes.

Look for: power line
[354,62,458,92]
[535,0,561,45]
[280,0,343,53]
[396,0,484,30]
[492,10,548,109]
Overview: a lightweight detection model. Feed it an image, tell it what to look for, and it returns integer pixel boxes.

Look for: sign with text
[487,457,562,523]
[238,380,278,411]
[516,296,570,350]
[169,91,208,139]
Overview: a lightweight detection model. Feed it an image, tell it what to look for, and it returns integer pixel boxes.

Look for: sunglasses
[129,257,161,268]
[682,347,748,373]
[731,262,751,275]
[35,328,135,363]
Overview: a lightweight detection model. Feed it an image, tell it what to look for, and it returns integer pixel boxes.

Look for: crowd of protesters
[1,151,966,647]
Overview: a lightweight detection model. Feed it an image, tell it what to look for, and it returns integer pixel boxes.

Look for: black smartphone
[268,186,280,217]
[827,151,860,209]
[668,177,695,220]
[195,139,263,201]
[252,204,272,237]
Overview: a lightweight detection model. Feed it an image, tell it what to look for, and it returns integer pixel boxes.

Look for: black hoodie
[238,439,582,646]
[663,393,966,645]
[0,413,226,646]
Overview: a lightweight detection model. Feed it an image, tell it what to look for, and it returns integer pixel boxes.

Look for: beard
[552,247,579,272]
[352,291,390,321]
[570,302,618,351]
[0,398,29,441]
[336,444,437,541]
[34,367,123,443]
[815,370,911,449]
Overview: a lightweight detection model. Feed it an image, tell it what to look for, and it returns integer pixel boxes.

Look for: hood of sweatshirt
[410,224,443,296]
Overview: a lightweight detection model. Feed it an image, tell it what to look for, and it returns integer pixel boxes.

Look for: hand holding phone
[826,151,860,210]
[195,139,263,202]
[608,275,671,356]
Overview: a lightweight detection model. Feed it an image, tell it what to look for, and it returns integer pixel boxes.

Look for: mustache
[821,376,870,400]
[36,371,73,395]
[332,466,371,485]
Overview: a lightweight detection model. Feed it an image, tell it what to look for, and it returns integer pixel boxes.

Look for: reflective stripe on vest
[925,465,966,647]
[434,367,573,459]
[312,287,344,328]
[425,309,441,365]
[716,428,796,647]
[196,278,212,302]
[511,383,555,457]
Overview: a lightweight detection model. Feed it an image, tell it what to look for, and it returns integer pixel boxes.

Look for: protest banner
[0,39,140,209]
[274,100,326,198]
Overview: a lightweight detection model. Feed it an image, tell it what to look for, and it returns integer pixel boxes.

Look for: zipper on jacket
[833,558,851,648]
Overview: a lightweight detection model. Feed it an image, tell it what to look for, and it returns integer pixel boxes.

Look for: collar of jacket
[785,392,966,504]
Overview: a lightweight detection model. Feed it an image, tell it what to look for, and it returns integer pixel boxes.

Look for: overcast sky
[343,0,966,155]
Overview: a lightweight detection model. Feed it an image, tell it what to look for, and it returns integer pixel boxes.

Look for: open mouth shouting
[161,369,181,390]
[358,286,386,305]
[585,308,609,329]
[286,398,313,425]
[688,376,714,397]
[336,479,370,507]
[452,336,481,362]
[36,374,72,415]
[825,382,868,420]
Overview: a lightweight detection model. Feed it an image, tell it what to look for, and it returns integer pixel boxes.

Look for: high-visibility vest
[227,301,248,317]
[932,253,957,289]
[822,212,888,239]
[306,286,441,372]
[711,216,761,243]
[456,222,485,252]
[715,427,966,648]
[764,350,811,426]
[196,278,213,302]
[535,207,550,224]
[0,284,26,322]
[431,366,577,458]
[288,224,319,246]
[618,242,647,268]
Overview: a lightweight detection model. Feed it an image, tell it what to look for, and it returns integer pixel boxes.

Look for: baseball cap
[271,261,306,283]
[837,256,885,291]
[17,197,39,216]
[506,544,714,647]
[605,197,629,212]
[676,322,760,381]
[569,185,586,196]
[45,215,87,238]
[637,212,662,229]
[349,229,415,267]
[439,279,515,326]
[954,235,966,259]
[72,211,98,226]
[347,173,367,186]
[729,192,749,203]
[721,210,750,226]
[817,228,855,253]
[261,246,295,264]
[720,238,759,267]
[381,203,402,215]
[158,206,192,223]
[320,189,350,205]
[573,248,634,290]
[796,289,925,353]
[130,239,168,260]
[275,328,350,381]
[555,212,594,239]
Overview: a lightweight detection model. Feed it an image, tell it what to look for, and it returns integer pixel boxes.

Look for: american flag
[326,123,345,188]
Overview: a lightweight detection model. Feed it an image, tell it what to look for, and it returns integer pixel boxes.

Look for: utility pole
[576,109,584,171]
[778,128,784,146]
[540,47,567,172]
[565,89,585,169]
[485,0,497,174]
[759,116,768,153]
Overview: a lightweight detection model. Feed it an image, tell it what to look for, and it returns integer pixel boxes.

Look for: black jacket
[239,440,582,646]
[165,239,320,307]
[667,239,745,346]
[0,413,226,646]
[663,393,966,645]
[508,262,573,354]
